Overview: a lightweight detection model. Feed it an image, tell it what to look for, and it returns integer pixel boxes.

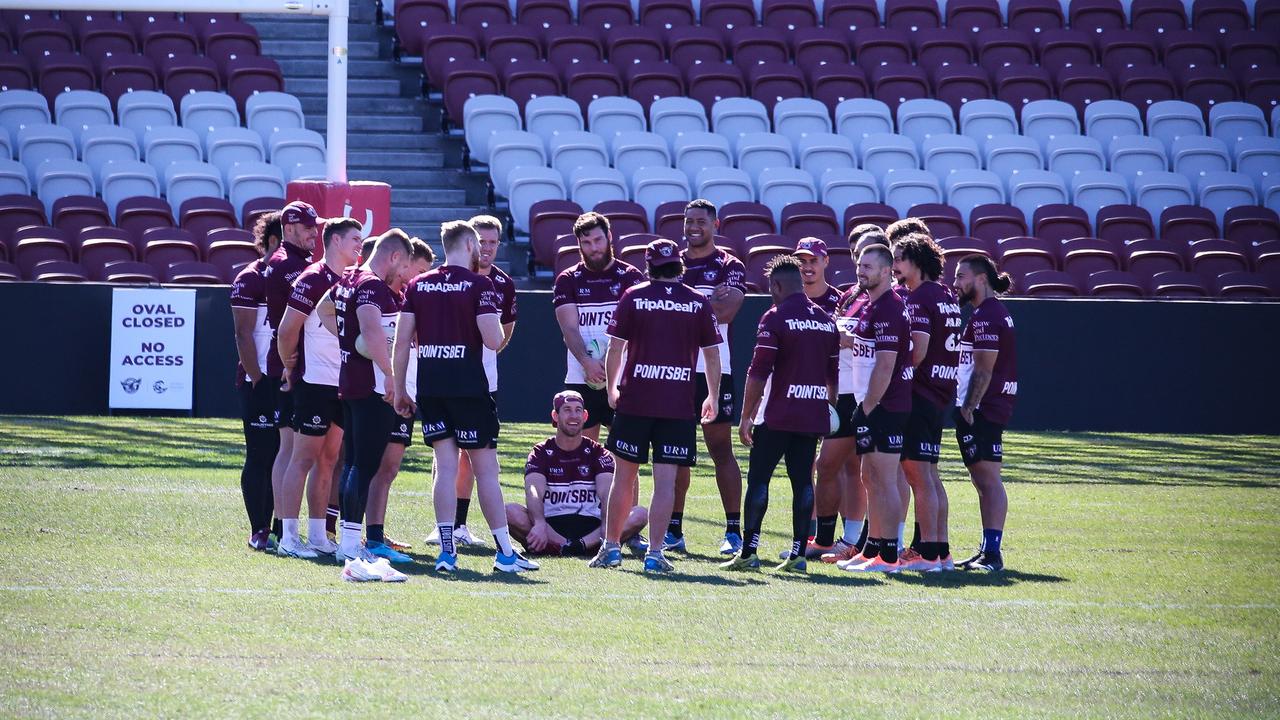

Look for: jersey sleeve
[355,278,392,313]
[524,447,544,477]
[605,293,633,341]
[622,265,645,289]
[971,308,1004,352]
[475,276,500,316]
[908,298,933,336]
[697,298,723,348]
[229,266,263,308]
[595,448,614,474]
[286,273,320,314]
[746,310,779,381]
[501,282,518,324]
[826,327,840,387]
[722,256,748,292]
[872,304,906,355]
[551,272,574,307]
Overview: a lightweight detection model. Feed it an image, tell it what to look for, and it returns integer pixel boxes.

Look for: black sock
[667,512,683,538]
[562,538,586,556]
[861,537,880,560]
[790,537,805,559]
[910,522,921,551]
[742,530,760,557]
[880,538,899,564]
[854,520,870,552]
[271,518,283,539]
[940,541,950,559]
[367,524,384,544]
[455,498,470,526]
[920,541,939,561]
[325,504,339,535]
[725,513,741,536]
[815,515,838,547]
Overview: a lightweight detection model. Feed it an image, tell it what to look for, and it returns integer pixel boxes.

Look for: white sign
[108,288,197,410]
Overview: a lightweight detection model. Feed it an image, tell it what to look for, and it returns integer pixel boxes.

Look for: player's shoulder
[553,263,582,285]
[615,260,643,279]
[488,265,514,287]
[720,248,746,269]
[527,437,554,462]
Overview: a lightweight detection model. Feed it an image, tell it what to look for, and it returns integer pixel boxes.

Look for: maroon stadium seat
[1159,30,1220,72]
[744,241,793,291]
[443,59,501,123]
[528,198,583,266]
[719,201,776,243]
[17,17,75,64]
[580,0,636,30]
[808,64,870,115]
[13,226,73,279]
[1242,65,1280,113]
[122,11,181,35]
[793,27,851,68]
[1160,205,1219,244]
[685,64,745,115]
[564,61,623,116]
[1035,29,1096,72]
[224,56,284,112]
[160,55,222,105]
[1176,65,1240,118]
[99,54,160,106]
[1223,206,1280,246]
[1008,0,1065,34]
[701,0,757,41]
[421,24,480,88]
[614,232,661,256]
[141,226,200,275]
[781,201,840,238]
[1123,237,1186,276]
[970,203,1028,243]
[199,21,262,69]
[458,0,514,27]
[885,0,941,29]
[948,0,1003,33]
[995,64,1053,109]
[1188,238,1250,280]
[871,62,931,109]
[1099,30,1160,71]
[595,199,651,238]
[844,202,898,236]
[546,27,605,67]
[116,196,175,247]
[1060,237,1122,283]
[1118,65,1179,110]
[746,62,807,111]
[241,196,285,230]
[1150,269,1209,297]
[51,195,111,239]
[1249,239,1280,273]
[1069,0,1127,35]
[482,24,542,67]
[1222,31,1279,76]
[908,204,965,239]
[0,195,47,249]
[139,19,200,67]
[1034,204,1092,242]
[611,24,668,66]
[640,0,697,31]
[75,227,136,269]
[1131,0,1188,33]
[913,28,975,69]
[0,54,33,91]
[761,0,819,31]
[823,0,880,34]
[931,64,993,114]
[1212,270,1273,298]
[0,261,19,280]
[163,260,223,285]
[92,259,158,283]
[997,235,1058,278]
[501,60,562,113]
[555,237,585,274]
[31,259,87,282]
[1054,65,1116,118]
[76,16,138,62]
[1021,269,1081,296]
[1258,0,1280,32]
[666,26,726,69]
[731,28,790,67]
[207,239,259,281]
[655,200,692,240]
[395,0,451,56]
[853,28,913,67]
[36,52,95,105]
[1086,269,1147,297]
[517,0,574,29]
[615,241,648,270]
[938,235,996,281]
[1096,205,1156,244]
[1191,0,1250,34]
[180,196,239,246]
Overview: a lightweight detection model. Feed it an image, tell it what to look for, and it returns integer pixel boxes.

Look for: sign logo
[152,381,168,394]
[121,378,141,394]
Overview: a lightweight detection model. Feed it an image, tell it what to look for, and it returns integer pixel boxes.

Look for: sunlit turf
[1,416,1277,718]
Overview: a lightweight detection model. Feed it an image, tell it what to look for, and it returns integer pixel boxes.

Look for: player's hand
[547,527,569,548]
[527,522,552,553]
[712,284,733,302]
[700,396,716,425]
[383,387,395,407]
[394,389,416,418]
[279,368,291,392]
[738,421,753,447]
[959,405,975,425]
[583,358,607,386]
[607,386,619,410]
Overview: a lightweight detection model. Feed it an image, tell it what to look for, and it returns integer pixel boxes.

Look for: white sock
[897,522,906,552]
[308,518,326,544]
[282,518,300,542]
[492,526,514,556]
[842,519,864,545]
[340,521,362,560]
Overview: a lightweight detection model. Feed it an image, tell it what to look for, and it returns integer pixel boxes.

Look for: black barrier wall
[1,283,1277,434]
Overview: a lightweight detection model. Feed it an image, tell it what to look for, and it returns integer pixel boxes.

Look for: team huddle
[229,197,1018,582]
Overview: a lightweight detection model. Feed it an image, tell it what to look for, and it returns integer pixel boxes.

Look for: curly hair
[894,233,945,281]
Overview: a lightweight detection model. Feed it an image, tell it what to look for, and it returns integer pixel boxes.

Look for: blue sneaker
[719,532,743,555]
[625,534,649,556]
[588,545,622,568]
[366,541,413,564]
[434,551,458,573]
[662,532,686,552]
[643,554,674,573]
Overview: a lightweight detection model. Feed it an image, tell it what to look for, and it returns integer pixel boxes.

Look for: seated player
[506,391,648,556]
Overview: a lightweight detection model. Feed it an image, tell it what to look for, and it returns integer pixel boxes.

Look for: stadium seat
[718,201,775,243]
[142,126,202,181]
[1098,30,1160,70]
[35,52,95,107]
[1060,238,1122,284]
[52,195,110,239]
[488,130,545,197]
[12,226,73,280]
[421,24,480,89]
[1109,136,1168,188]
[101,160,160,221]
[995,64,1053,110]
[0,159,29,195]
[443,60,502,125]
[286,162,326,182]
[947,171,1006,229]
[1212,270,1273,298]
[1086,269,1148,297]
[807,67,871,118]
[163,161,224,217]
[1046,134,1106,179]
[206,240,259,282]
[0,54,32,95]
[459,0,514,28]
[820,167,880,213]
[1020,269,1081,296]
[640,0,697,31]
[1021,100,1080,151]
[206,127,267,181]
[882,168,942,216]
[569,166,628,210]
[29,259,88,282]
[1148,269,1209,296]
[1234,137,1280,196]
[587,96,646,142]
[461,95,519,166]
[87,259,156,283]
[200,19,261,70]
[521,0,576,32]
[870,63,931,110]
[1207,102,1267,154]
[1052,65,1116,120]
[35,158,94,218]
[1118,65,1178,111]
[853,28,915,69]
[746,63,808,113]
[563,63,623,117]
[896,98,956,150]
[605,24,662,66]
[17,123,76,183]
[695,167,755,209]
[794,27,853,67]
[1071,171,1131,227]
[140,226,200,276]
[1135,172,1196,226]
[1100,210,1158,248]
[844,202,899,235]
[1084,100,1143,155]
[711,98,770,153]
[1225,30,1280,76]
[835,98,894,143]
[1197,171,1258,226]
[611,132,671,189]
[179,91,239,138]
[268,128,325,170]
[928,64,993,116]
[527,199,581,265]
[509,166,568,235]
[1188,237,1250,281]
[226,162,284,220]
[1146,100,1207,157]
[1160,204,1219,244]
[938,235,996,282]
[549,130,608,185]
[1033,203,1091,242]
[1131,0,1188,34]
[98,54,161,107]
[623,62,685,115]
[923,134,982,181]
[0,89,50,145]
[1036,30,1096,71]
[0,194,46,242]
[672,131,732,187]
[632,166,690,228]
[984,134,1043,176]
[780,201,840,240]
[859,133,919,177]
[797,133,856,184]
[1175,65,1240,119]
[907,203,965,239]
[758,167,817,225]
[736,132,795,184]
[244,92,303,145]
[159,54,221,106]
[960,99,1019,144]
[53,90,112,144]
[975,29,1035,77]
[75,226,137,270]
[773,98,832,152]
[685,64,745,115]
[913,28,975,69]
[998,236,1058,279]
[1171,135,1231,179]
[1223,206,1280,246]
[650,96,709,149]
[75,15,137,63]
[179,196,238,246]
[729,27,786,67]
[117,90,177,145]
[1008,169,1069,226]
[1192,0,1250,34]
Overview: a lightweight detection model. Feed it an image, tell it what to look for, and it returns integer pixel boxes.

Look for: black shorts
[418,393,499,449]
[272,376,292,430]
[826,393,859,439]
[387,407,415,447]
[954,407,1005,466]
[239,378,277,431]
[547,513,601,540]
[695,371,737,424]
[607,412,698,466]
[902,393,946,463]
[292,379,344,436]
[853,404,907,456]
[565,384,613,429]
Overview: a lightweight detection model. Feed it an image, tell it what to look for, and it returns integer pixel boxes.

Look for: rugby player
[589,239,722,573]
[393,221,538,574]
[893,231,961,572]
[330,229,413,583]
[441,214,518,549]
[230,212,281,551]
[669,199,746,556]
[360,236,434,563]
[838,244,912,573]
[506,391,648,556]
[552,212,644,443]
[262,201,319,547]
[952,255,1018,572]
[275,218,363,558]
[884,218,929,552]
[722,255,839,573]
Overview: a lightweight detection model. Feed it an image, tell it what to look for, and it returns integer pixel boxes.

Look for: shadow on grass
[890,568,1067,588]
[630,568,767,587]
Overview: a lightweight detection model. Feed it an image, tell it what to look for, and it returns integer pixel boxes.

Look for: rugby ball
[354,334,371,360]
[585,338,607,391]
[828,403,841,435]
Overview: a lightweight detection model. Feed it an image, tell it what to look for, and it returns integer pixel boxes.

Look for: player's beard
[583,244,613,272]
[686,229,711,250]
[957,284,976,305]
[470,243,481,273]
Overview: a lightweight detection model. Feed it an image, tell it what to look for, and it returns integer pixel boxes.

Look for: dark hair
[648,259,685,279]
[469,214,503,234]
[860,243,893,268]
[572,211,611,239]
[849,223,889,250]
[886,217,931,244]
[961,254,1013,294]
[893,233,944,281]
[440,220,477,252]
[360,237,376,260]
[252,210,282,256]
[765,253,802,279]
[408,236,435,264]
[685,198,717,218]
[374,228,413,258]
[323,217,362,248]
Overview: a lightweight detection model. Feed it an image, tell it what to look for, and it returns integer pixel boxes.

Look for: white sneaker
[425,527,441,545]
[364,557,408,582]
[341,558,379,582]
[307,536,339,556]
[494,550,540,573]
[455,525,484,546]
[277,535,318,559]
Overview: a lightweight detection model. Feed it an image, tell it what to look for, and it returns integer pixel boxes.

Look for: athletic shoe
[588,546,622,569]
[643,554,675,573]
[803,542,833,560]
[248,529,272,552]
[268,532,281,551]
[625,534,649,556]
[934,554,955,571]
[341,558,380,582]
[662,532,686,552]
[276,535,318,559]
[835,553,871,570]
[326,530,337,544]
[774,555,807,573]
[777,536,818,560]
[719,533,743,555]
[307,536,339,557]
[897,549,940,572]
[968,551,1004,572]
[385,535,413,552]
[494,550,540,573]
[822,540,859,565]
[955,550,983,570]
[719,553,761,571]
[366,541,413,564]
[842,556,901,573]
[425,527,441,545]
[454,525,483,547]
[364,557,408,582]
[434,551,458,573]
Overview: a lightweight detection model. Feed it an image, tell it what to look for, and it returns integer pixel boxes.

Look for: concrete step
[349,150,444,169]
[306,114,422,133]
[390,206,488,222]
[247,21,382,41]
[285,77,401,97]
[278,58,404,79]
[263,40,382,59]
[298,95,425,115]
[391,187,468,205]
[344,132,448,150]
[349,168,447,185]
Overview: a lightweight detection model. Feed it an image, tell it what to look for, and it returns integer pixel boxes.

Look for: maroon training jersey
[523,437,614,518]
[905,280,962,409]
[808,284,842,315]
[606,280,722,420]
[482,264,519,392]
[335,268,399,400]
[229,257,270,386]
[956,296,1018,425]
[286,261,341,387]
[681,248,747,373]
[850,289,913,413]
[262,242,312,378]
[747,293,840,435]
[401,264,500,398]
[552,260,645,384]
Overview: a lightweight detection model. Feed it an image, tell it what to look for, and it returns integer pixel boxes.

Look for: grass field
[0,415,1277,718]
